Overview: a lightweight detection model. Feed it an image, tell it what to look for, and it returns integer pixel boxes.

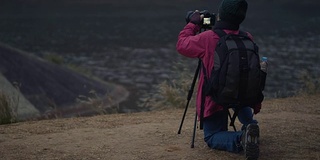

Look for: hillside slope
[0,43,128,119]
[0,94,319,160]
[0,73,40,119]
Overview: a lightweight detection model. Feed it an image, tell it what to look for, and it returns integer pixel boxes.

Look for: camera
[186,10,216,29]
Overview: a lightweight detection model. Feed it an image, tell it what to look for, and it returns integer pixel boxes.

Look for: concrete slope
[0,43,129,119]
[0,73,40,120]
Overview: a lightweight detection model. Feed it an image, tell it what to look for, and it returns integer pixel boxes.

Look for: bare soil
[0,94,319,160]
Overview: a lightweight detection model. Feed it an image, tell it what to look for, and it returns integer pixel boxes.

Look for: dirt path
[0,94,319,160]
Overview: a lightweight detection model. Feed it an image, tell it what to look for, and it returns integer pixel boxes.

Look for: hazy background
[0,0,319,113]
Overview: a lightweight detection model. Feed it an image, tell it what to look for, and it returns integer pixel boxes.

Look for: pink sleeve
[176,23,206,58]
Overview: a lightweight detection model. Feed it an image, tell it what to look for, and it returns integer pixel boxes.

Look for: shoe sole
[245,124,260,160]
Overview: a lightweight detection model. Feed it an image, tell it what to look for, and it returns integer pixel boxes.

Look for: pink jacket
[176,23,256,118]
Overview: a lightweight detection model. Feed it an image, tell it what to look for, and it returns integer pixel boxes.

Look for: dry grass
[298,70,320,95]
[145,59,197,110]
[0,92,18,124]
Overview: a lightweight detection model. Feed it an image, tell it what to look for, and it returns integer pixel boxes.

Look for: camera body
[186,10,216,29]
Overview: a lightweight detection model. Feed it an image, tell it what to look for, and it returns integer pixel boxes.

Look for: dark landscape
[0,0,319,114]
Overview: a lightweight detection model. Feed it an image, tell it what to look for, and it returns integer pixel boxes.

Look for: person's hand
[186,10,204,25]
[253,103,262,114]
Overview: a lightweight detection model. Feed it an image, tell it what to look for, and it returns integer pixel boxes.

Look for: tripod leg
[227,109,237,132]
[178,101,190,134]
[177,59,201,134]
[191,112,197,148]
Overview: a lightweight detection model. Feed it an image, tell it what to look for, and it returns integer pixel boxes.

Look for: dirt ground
[0,94,319,160]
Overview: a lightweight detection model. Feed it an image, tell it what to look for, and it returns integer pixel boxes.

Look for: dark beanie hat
[219,0,248,24]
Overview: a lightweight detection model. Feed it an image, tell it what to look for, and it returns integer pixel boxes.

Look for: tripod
[177,29,205,146]
[177,59,201,148]
[177,59,238,148]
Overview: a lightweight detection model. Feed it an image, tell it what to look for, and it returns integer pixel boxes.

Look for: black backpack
[202,29,265,107]
[199,29,266,130]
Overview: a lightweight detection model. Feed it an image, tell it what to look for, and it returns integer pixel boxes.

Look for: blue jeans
[203,107,258,153]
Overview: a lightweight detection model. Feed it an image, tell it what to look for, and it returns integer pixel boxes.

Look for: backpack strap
[214,29,248,37]
[238,30,248,36]
[213,29,227,38]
